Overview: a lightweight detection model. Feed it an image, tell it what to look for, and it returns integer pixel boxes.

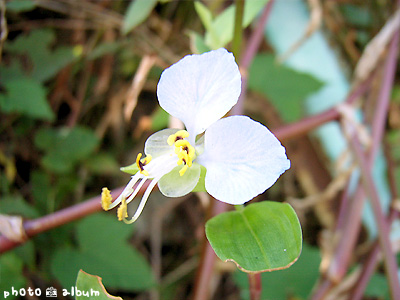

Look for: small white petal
[198,116,290,205]
[144,128,179,157]
[158,163,201,198]
[157,48,241,140]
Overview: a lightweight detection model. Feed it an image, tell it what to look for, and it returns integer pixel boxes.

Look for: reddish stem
[1,186,122,253]
[249,273,262,300]
[314,24,399,299]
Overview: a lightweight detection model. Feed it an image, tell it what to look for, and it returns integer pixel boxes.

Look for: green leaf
[365,273,390,300]
[206,201,302,272]
[85,153,120,175]
[35,126,99,173]
[187,30,212,54]
[6,0,35,12]
[234,243,320,299]
[151,107,169,131]
[31,171,52,214]
[194,2,213,32]
[14,241,36,270]
[0,195,40,218]
[4,29,76,82]
[340,4,373,28]
[0,253,26,300]
[0,78,54,120]
[88,42,121,60]
[51,214,155,291]
[202,0,269,49]
[194,2,219,47]
[122,0,158,34]
[75,270,123,300]
[248,54,324,122]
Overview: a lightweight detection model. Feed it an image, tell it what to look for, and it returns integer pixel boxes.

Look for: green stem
[232,0,245,60]
[234,204,245,211]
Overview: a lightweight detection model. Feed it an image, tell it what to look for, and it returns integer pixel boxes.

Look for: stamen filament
[123,176,161,224]
[108,173,141,210]
[126,177,147,204]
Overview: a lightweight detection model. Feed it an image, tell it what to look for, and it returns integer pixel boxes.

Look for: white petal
[198,116,290,205]
[157,48,241,140]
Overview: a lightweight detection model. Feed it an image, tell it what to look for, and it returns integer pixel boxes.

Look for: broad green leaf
[122,0,158,34]
[203,0,269,49]
[340,4,373,28]
[88,42,121,60]
[365,273,390,300]
[248,54,324,122]
[0,78,54,120]
[4,29,76,82]
[76,213,135,251]
[151,107,170,131]
[75,270,123,300]
[0,253,26,300]
[187,30,212,54]
[14,241,35,270]
[194,2,219,48]
[234,243,320,299]
[85,153,120,175]
[206,201,302,272]
[31,171,52,214]
[0,195,40,218]
[0,60,25,81]
[51,214,155,291]
[6,0,35,12]
[35,126,99,173]
[194,2,213,32]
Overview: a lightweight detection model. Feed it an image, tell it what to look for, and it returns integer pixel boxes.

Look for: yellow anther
[167,130,195,176]
[179,165,188,176]
[167,130,190,146]
[101,187,112,211]
[143,154,152,164]
[117,198,128,221]
[136,153,151,176]
[175,140,195,160]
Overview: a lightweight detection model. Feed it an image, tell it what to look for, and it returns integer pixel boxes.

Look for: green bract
[205,202,302,272]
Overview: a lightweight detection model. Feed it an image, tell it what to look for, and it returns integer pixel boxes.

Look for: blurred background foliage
[0,0,399,299]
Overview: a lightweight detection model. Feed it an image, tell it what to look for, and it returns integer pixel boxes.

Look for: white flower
[102,48,290,223]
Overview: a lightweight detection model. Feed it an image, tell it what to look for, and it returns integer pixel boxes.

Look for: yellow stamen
[143,154,152,164]
[117,198,128,221]
[167,131,197,176]
[167,130,190,146]
[101,187,112,211]
[179,165,188,176]
[136,153,151,176]
[175,140,195,160]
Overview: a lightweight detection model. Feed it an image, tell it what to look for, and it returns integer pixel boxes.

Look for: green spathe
[205,201,302,272]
